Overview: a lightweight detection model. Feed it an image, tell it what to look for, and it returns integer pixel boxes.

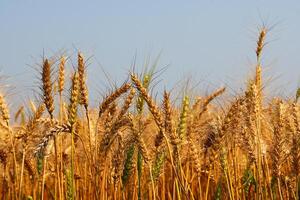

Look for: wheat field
[0,27,299,200]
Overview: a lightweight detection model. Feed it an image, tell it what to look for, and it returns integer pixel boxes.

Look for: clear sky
[1,1,300,106]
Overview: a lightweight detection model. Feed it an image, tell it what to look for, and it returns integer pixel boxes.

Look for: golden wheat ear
[58,56,66,95]
[131,73,163,129]
[77,53,89,109]
[68,72,80,126]
[41,58,54,119]
[98,82,131,118]
[256,27,267,62]
[0,93,10,124]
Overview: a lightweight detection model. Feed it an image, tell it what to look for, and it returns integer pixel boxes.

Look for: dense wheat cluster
[0,27,299,200]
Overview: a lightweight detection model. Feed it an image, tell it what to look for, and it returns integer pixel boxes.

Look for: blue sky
[1,1,300,106]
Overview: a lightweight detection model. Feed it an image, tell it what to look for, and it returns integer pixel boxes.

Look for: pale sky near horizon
[1,1,300,107]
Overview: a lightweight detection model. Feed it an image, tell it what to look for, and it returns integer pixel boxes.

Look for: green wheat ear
[122,144,135,186]
[214,179,222,200]
[26,196,33,200]
[177,95,189,141]
[151,151,166,181]
[65,169,73,200]
[242,168,256,198]
[36,152,43,175]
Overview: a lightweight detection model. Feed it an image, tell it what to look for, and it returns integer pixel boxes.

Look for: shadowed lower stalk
[220,148,234,200]
[137,150,143,200]
[18,149,26,200]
